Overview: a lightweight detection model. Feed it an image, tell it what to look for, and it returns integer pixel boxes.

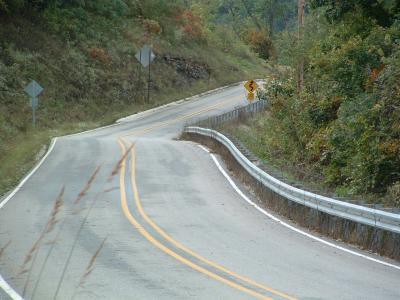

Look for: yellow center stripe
[120,94,242,138]
[128,143,297,300]
[116,96,296,299]
[118,140,273,300]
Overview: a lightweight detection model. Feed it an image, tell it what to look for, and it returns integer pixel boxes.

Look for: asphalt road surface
[1,84,399,300]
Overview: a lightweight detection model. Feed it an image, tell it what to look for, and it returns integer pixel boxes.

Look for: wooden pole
[297,0,305,93]
[138,50,142,102]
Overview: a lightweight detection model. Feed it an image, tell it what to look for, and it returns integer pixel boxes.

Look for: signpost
[24,80,43,127]
[135,45,156,103]
[246,92,255,102]
[244,80,258,103]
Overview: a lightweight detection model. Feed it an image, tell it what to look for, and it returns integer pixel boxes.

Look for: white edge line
[0,139,58,299]
[0,137,57,210]
[62,123,119,138]
[115,81,247,124]
[197,145,210,153]
[198,145,400,271]
[0,275,23,300]
[63,81,248,138]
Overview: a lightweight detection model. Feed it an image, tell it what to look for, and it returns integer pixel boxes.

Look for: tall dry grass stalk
[0,240,11,260]
[31,166,102,300]
[75,166,101,205]
[33,148,127,300]
[53,150,126,300]
[71,237,107,299]
[20,186,65,297]
[108,144,134,180]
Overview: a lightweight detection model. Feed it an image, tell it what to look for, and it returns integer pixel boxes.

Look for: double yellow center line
[119,94,241,138]
[116,97,297,299]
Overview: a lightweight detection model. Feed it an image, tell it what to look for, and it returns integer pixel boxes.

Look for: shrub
[88,47,111,65]
[142,18,162,36]
[246,30,274,60]
[386,182,400,207]
[175,10,206,42]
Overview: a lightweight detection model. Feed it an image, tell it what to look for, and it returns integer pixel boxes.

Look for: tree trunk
[297,0,305,93]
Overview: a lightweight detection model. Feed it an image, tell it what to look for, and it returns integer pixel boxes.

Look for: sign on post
[244,80,258,93]
[24,80,43,127]
[135,45,156,103]
[244,80,258,103]
[25,80,43,98]
[135,45,155,68]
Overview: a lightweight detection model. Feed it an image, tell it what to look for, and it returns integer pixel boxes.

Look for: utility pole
[147,49,151,103]
[297,0,305,93]
[137,49,142,101]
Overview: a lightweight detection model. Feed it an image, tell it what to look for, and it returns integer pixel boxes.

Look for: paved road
[1,84,399,300]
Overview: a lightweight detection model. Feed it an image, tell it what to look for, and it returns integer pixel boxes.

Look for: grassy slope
[0,15,267,197]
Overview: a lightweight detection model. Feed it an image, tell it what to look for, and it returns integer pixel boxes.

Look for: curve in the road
[120,94,241,138]
[126,142,296,299]
[2,83,399,300]
[203,146,400,272]
[118,140,281,300]
[0,86,245,300]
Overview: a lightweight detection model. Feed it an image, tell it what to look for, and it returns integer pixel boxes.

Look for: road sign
[247,92,255,102]
[24,80,43,98]
[244,80,258,93]
[135,45,155,68]
[24,80,43,128]
[135,45,156,103]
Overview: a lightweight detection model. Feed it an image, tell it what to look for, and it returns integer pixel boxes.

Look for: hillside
[0,1,268,195]
[229,1,400,207]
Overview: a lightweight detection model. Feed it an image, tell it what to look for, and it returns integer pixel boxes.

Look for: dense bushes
[262,3,400,205]
[246,30,274,59]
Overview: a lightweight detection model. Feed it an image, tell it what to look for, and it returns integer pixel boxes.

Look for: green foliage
[262,4,400,204]
[310,0,400,27]
[191,0,297,59]
[264,74,295,98]
[0,0,130,15]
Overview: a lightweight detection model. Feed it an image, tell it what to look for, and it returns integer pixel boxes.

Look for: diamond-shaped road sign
[135,45,155,68]
[244,80,258,93]
[24,80,43,98]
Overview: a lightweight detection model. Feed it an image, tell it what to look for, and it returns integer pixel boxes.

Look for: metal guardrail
[184,126,400,234]
[188,99,267,128]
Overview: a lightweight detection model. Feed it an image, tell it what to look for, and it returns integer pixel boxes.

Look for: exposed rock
[163,54,210,80]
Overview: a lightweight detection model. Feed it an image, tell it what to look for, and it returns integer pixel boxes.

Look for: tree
[310,0,400,27]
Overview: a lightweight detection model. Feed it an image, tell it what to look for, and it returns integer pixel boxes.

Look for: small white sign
[135,45,155,68]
